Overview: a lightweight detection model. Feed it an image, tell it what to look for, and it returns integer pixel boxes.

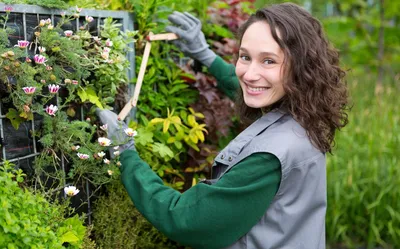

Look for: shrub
[0,161,87,249]
[92,181,184,249]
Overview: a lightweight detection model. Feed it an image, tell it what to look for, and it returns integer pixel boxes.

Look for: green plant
[0,161,87,249]
[92,181,182,249]
[326,73,400,248]
[1,0,69,9]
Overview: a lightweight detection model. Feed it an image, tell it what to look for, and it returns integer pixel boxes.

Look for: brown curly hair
[235,3,349,153]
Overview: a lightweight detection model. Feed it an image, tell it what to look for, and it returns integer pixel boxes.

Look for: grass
[326,72,400,249]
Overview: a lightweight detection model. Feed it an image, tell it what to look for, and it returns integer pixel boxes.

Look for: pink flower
[76,6,82,13]
[22,87,36,95]
[103,47,111,53]
[16,40,30,49]
[39,20,46,27]
[72,80,78,85]
[40,79,46,84]
[45,104,58,116]
[85,16,94,23]
[64,30,73,37]
[48,84,60,94]
[26,57,32,63]
[45,18,51,25]
[34,54,47,64]
[105,39,113,47]
[4,6,12,12]
[77,153,89,160]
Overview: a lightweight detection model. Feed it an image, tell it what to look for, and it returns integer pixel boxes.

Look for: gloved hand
[166,11,216,67]
[96,109,135,158]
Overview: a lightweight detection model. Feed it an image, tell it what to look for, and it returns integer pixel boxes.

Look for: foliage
[0,161,87,249]
[321,0,400,78]
[326,74,400,249]
[1,0,69,9]
[92,181,182,249]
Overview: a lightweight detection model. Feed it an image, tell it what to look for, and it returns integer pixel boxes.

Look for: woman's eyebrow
[239,47,279,58]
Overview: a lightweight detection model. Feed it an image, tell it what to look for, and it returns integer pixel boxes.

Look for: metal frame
[0,3,135,224]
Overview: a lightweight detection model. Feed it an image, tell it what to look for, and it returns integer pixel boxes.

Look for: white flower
[124,128,137,137]
[103,47,111,53]
[101,52,109,60]
[113,151,120,157]
[98,137,111,146]
[113,146,119,150]
[77,153,89,160]
[38,46,46,53]
[100,124,108,131]
[97,151,106,158]
[103,158,110,164]
[64,186,80,197]
[107,170,113,176]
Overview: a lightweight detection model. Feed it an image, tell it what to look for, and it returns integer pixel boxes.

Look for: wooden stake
[117,34,153,121]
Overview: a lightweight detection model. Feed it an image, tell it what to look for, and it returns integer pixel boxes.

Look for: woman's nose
[242,63,261,82]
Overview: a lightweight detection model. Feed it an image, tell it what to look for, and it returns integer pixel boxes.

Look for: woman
[97,3,349,249]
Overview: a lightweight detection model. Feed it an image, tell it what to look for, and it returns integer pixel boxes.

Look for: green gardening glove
[166,11,216,67]
[96,109,136,158]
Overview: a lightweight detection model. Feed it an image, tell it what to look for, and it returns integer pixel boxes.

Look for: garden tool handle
[146,33,179,41]
[117,33,153,121]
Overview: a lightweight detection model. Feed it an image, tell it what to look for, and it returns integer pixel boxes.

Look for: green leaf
[60,231,79,243]
[152,142,174,159]
[78,87,103,108]
[135,128,154,146]
[5,108,25,130]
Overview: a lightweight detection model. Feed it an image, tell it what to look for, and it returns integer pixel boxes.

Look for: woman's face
[235,21,286,109]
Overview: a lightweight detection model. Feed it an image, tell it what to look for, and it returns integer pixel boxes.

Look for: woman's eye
[264,59,275,64]
[240,55,250,61]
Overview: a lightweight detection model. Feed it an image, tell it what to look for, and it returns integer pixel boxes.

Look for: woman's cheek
[235,62,246,78]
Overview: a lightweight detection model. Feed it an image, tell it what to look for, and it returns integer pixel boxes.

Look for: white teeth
[248,86,267,92]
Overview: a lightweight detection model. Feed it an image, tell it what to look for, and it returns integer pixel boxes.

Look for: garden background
[0,0,399,248]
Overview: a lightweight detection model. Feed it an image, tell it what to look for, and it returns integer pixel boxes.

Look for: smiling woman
[236,21,286,109]
[96,3,349,249]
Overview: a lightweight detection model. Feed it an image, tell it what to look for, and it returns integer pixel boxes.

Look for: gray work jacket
[210,110,326,249]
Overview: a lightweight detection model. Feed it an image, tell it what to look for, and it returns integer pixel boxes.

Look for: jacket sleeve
[208,56,240,101]
[119,149,281,249]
